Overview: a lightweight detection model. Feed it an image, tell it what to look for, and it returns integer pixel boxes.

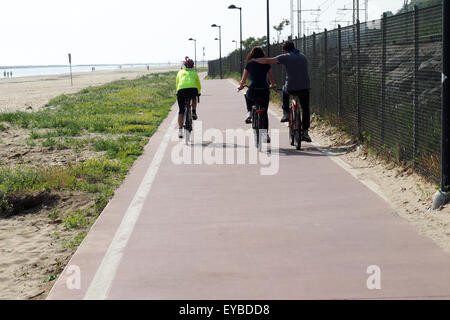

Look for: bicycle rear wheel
[253,117,260,150]
[295,110,302,150]
[289,108,295,146]
[184,105,192,145]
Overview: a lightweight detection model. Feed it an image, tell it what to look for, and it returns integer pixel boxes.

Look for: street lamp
[232,40,238,51]
[188,38,197,68]
[228,4,243,75]
[211,24,222,79]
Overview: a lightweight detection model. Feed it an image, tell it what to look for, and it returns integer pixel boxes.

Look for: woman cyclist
[238,47,276,142]
[176,58,201,138]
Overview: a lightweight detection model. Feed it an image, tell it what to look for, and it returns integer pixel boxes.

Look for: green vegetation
[0,71,177,247]
[384,0,441,16]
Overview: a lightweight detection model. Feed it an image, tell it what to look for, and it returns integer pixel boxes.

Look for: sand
[0,66,180,113]
[0,66,179,300]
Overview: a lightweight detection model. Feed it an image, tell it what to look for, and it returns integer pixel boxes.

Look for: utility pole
[338,1,367,24]
[298,0,301,39]
[267,0,270,56]
[290,0,294,38]
[293,1,320,39]
[365,0,369,22]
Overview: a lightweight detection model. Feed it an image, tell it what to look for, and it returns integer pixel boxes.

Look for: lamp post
[228,4,243,75]
[232,40,238,51]
[188,38,197,68]
[211,24,222,79]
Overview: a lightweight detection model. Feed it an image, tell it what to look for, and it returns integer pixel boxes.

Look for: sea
[0,63,177,78]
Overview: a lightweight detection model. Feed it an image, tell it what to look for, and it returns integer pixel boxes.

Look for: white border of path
[83,115,178,300]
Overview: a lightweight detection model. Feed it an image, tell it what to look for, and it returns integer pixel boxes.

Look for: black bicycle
[182,94,200,145]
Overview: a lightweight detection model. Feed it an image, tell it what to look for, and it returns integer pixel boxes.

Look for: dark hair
[282,40,296,52]
[246,46,265,63]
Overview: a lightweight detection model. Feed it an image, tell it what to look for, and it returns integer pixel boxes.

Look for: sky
[0,0,406,66]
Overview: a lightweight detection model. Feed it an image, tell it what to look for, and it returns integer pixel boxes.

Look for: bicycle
[182,94,200,145]
[238,86,269,151]
[275,89,303,150]
[288,93,303,151]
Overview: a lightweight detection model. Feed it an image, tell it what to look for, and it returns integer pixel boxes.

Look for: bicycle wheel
[295,109,302,150]
[184,105,192,145]
[257,113,263,152]
[289,108,295,146]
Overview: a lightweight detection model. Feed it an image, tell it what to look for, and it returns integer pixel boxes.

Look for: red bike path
[48,78,450,300]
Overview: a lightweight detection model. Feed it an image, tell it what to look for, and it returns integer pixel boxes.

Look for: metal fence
[208,4,444,183]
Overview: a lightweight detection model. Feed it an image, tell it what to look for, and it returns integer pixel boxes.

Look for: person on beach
[176,58,201,138]
[252,40,312,142]
[237,46,276,143]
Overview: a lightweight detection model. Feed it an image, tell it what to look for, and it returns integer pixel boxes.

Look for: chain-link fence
[208,4,443,183]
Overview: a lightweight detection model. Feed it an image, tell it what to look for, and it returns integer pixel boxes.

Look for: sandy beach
[0,66,180,113]
[0,68,180,299]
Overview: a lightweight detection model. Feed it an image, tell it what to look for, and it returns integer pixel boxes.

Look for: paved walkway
[48,78,450,300]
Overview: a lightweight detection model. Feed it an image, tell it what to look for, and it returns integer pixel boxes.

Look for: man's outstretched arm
[252,57,279,64]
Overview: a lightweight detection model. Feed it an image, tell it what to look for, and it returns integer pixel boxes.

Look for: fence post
[381,13,387,142]
[357,20,361,139]
[324,29,328,112]
[413,5,420,164]
[441,0,450,192]
[313,32,317,108]
[433,0,450,209]
[338,25,343,119]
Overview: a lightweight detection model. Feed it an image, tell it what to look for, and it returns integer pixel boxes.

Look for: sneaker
[178,128,183,139]
[192,110,198,120]
[280,112,289,123]
[263,133,271,143]
[302,130,312,142]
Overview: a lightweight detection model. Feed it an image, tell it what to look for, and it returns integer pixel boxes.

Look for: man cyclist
[252,40,311,143]
[176,58,201,138]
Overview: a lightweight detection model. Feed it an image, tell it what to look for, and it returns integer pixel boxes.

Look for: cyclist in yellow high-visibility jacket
[176,59,201,138]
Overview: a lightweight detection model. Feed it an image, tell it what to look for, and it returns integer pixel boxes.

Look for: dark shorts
[244,88,270,112]
[177,88,198,114]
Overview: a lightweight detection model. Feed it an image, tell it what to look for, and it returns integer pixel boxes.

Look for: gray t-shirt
[275,50,310,91]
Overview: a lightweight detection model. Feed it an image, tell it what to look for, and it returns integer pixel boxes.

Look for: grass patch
[0,72,176,246]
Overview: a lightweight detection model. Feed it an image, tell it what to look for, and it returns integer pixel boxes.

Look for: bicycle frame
[183,96,197,145]
[289,95,303,150]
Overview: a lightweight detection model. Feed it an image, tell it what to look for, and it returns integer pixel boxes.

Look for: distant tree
[273,19,290,43]
[242,36,267,51]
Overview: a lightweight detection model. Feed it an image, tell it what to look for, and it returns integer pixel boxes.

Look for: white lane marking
[268,106,391,204]
[227,79,238,87]
[84,114,178,300]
